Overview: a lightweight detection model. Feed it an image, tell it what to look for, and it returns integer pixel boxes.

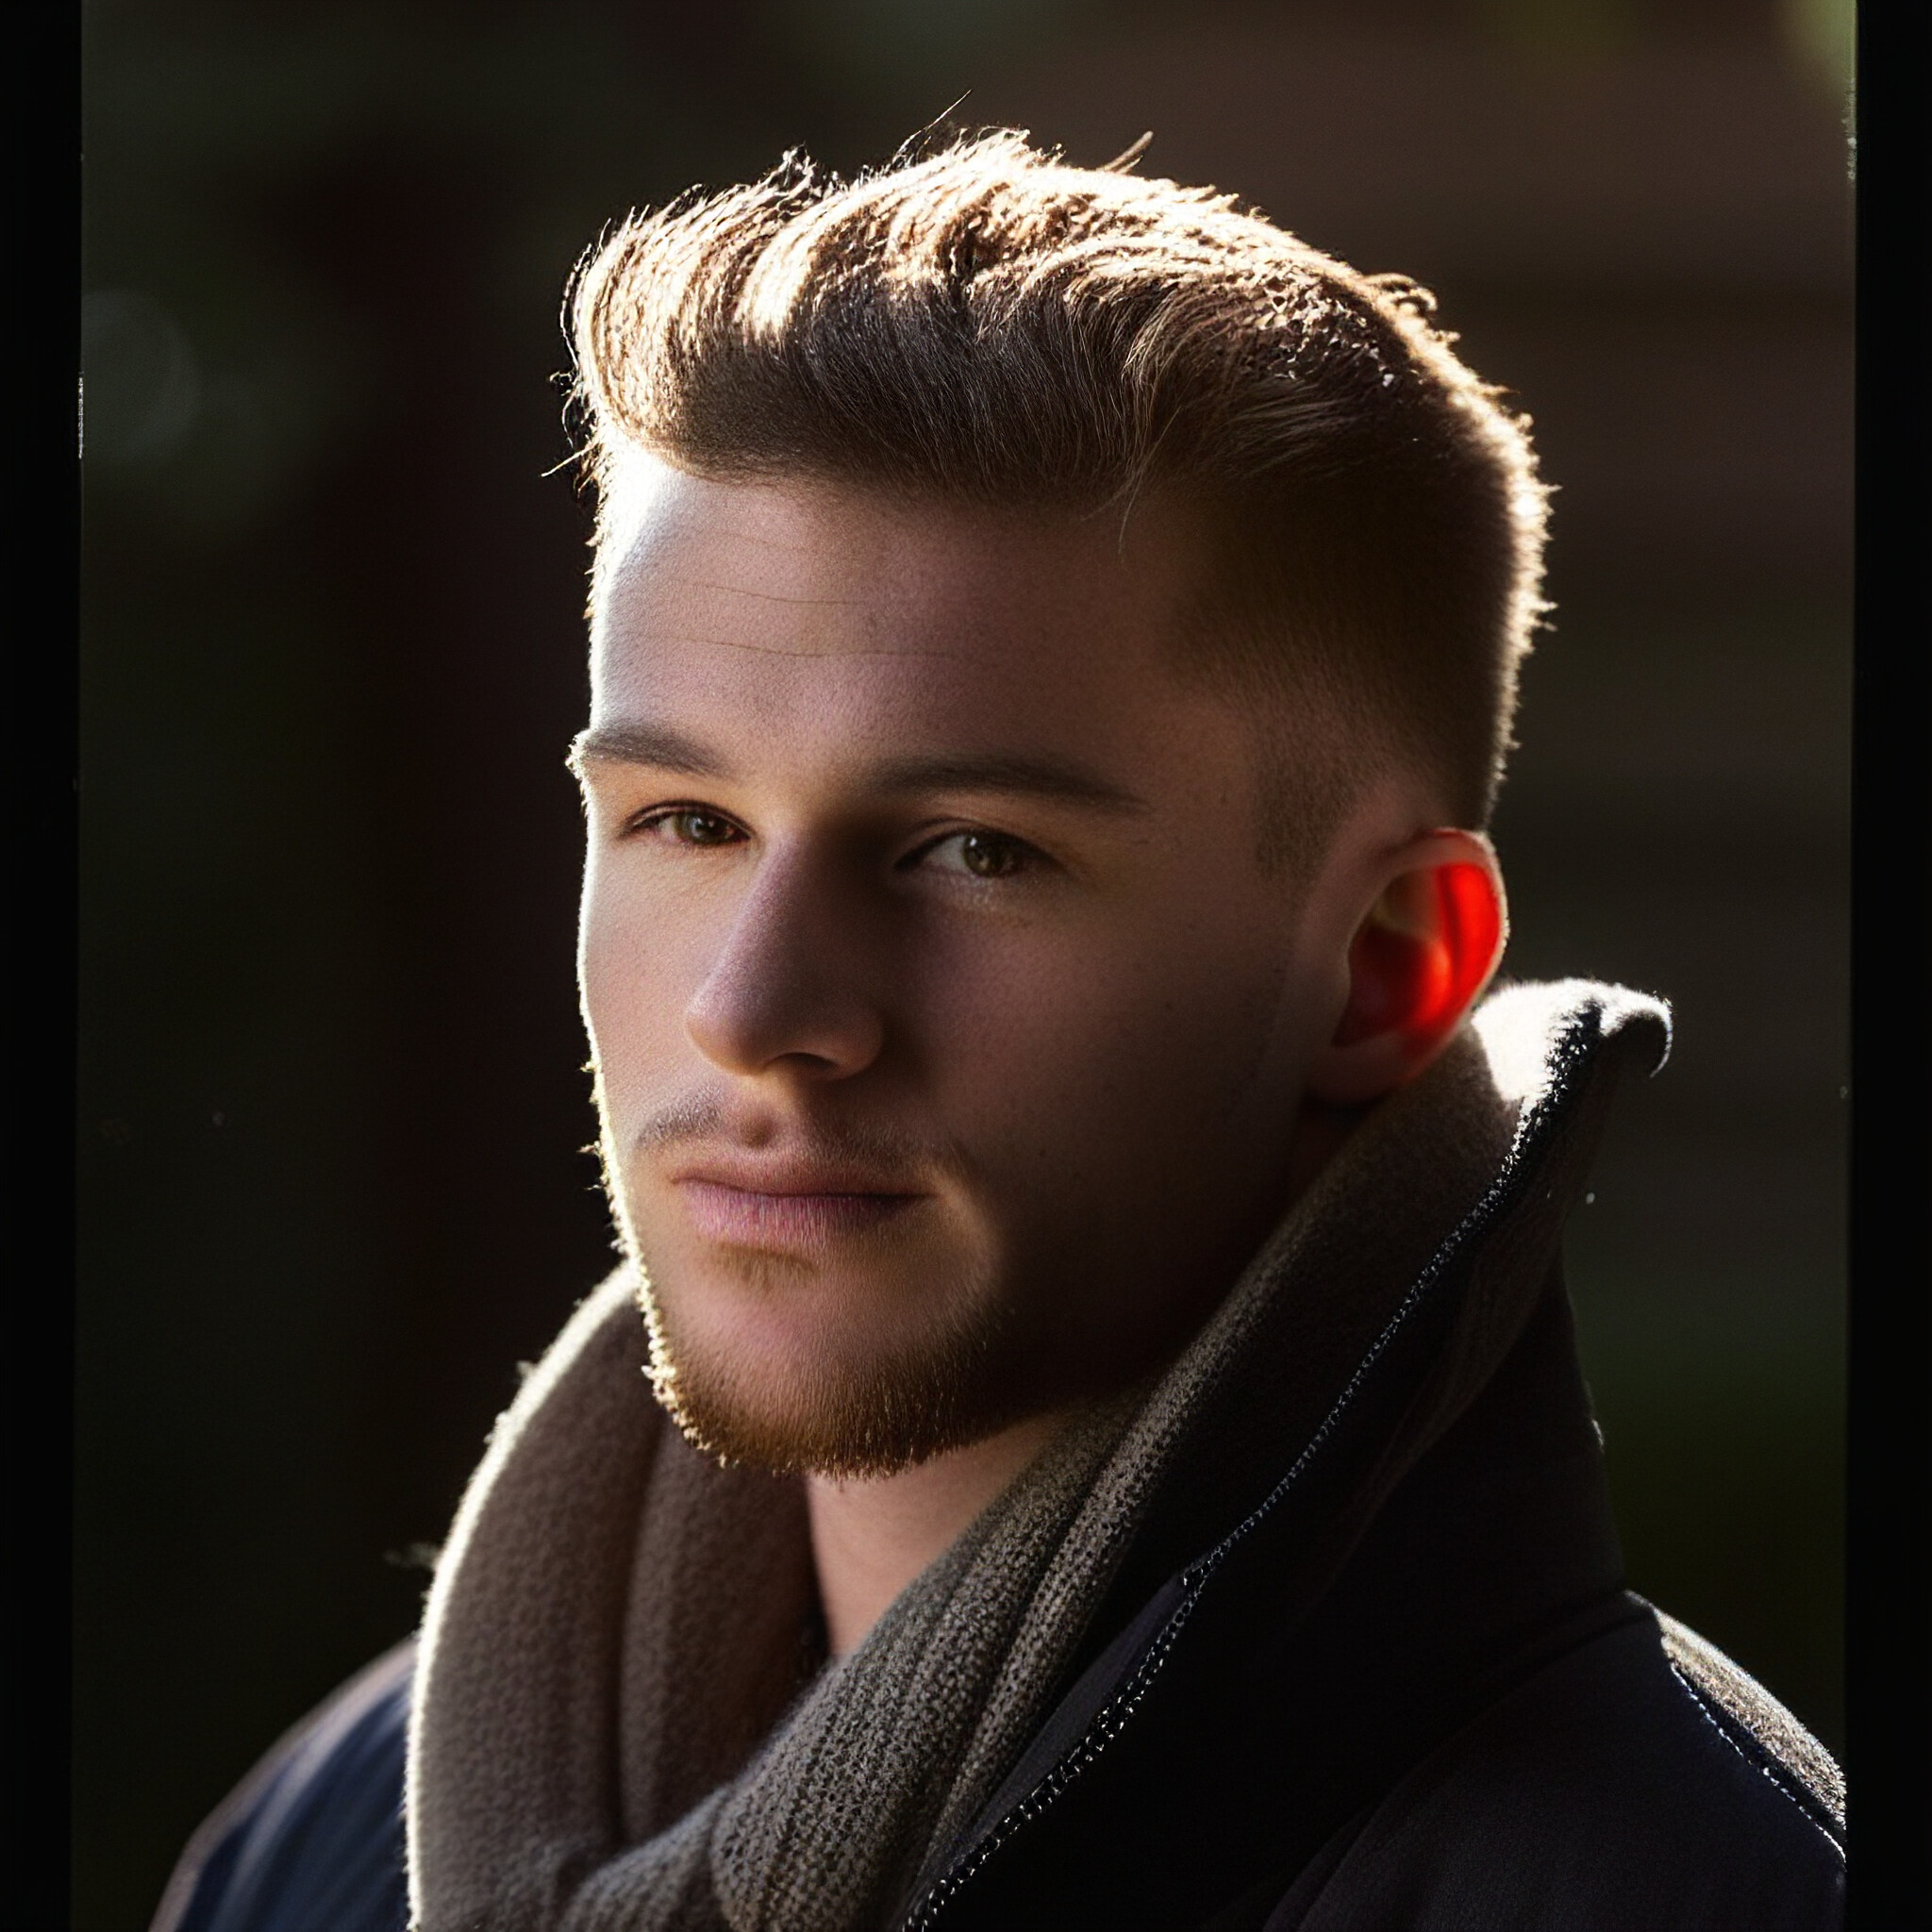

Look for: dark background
[77,0,1854,1923]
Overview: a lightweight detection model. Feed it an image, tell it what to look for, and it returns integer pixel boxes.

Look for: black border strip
[1845,1,1931,1924]
[1,2,81,1924]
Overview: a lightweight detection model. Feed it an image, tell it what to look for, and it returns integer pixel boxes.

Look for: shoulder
[151,1642,414,1932]
[1272,1601,1843,1931]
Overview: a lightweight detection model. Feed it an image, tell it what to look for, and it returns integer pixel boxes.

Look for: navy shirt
[159,1644,411,1932]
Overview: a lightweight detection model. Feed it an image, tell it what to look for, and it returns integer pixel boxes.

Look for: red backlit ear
[1307,834,1507,1107]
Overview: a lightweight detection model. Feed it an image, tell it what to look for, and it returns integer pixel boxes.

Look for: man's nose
[683,845,888,1081]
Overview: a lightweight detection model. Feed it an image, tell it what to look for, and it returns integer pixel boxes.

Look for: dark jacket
[157,996,1844,1931]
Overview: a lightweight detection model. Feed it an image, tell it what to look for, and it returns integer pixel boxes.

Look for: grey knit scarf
[406,981,1669,1932]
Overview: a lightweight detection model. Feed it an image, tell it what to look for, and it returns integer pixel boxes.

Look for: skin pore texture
[575,458,1505,1656]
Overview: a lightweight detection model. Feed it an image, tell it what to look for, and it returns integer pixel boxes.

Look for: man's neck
[803,1103,1366,1657]
[806,1413,1069,1657]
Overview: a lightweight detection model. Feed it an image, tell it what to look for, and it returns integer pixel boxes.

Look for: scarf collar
[406,980,1670,1931]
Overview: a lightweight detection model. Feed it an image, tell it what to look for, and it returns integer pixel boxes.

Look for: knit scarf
[406,980,1668,1932]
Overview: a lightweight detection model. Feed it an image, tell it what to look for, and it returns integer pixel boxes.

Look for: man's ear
[1305,830,1507,1107]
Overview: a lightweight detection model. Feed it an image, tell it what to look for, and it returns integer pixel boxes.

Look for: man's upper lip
[668,1153,925,1197]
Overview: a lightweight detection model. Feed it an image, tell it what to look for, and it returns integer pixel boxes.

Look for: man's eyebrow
[870,751,1149,813]
[569,728,1147,814]
[570,724,734,779]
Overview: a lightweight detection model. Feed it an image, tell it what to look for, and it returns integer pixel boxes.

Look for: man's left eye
[638,808,744,846]
[921,830,1034,879]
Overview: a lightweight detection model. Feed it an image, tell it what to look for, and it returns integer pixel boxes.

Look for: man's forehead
[575,464,1280,820]
[591,458,1203,687]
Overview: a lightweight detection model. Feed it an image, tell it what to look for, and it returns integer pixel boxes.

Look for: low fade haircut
[570,129,1549,863]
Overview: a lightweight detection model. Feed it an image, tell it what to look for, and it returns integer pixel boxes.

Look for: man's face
[576,461,1356,1474]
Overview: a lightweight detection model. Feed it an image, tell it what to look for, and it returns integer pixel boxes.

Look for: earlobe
[1307,833,1507,1107]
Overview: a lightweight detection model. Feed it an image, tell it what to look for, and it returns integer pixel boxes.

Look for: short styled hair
[571,130,1548,848]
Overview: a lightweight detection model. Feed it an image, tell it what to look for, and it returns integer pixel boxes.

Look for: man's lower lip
[675,1180,924,1248]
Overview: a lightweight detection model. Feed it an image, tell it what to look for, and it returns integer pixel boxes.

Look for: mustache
[628,1093,949,1177]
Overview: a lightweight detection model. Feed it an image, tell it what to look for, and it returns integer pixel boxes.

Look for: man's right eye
[631,807,746,847]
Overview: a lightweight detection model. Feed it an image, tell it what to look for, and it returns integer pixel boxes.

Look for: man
[156,131,1844,1931]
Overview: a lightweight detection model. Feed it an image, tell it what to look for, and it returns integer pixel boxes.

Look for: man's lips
[669,1158,930,1251]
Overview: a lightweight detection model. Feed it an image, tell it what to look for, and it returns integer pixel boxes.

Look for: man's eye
[637,807,744,847]
[921,830,1034,879]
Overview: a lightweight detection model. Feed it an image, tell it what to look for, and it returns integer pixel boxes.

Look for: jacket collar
[904,980,1670,1924]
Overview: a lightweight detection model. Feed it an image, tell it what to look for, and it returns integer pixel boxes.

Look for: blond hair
[571,130,1548,841]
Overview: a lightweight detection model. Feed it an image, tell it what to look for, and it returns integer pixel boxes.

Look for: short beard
[597,1089,1074,1476]
[633,1245,1033,1478]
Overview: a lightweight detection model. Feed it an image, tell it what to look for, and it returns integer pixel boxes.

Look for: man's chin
[635,1265,1017,1478]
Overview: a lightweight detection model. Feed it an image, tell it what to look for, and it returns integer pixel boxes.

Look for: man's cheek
[583,925,693,1077]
